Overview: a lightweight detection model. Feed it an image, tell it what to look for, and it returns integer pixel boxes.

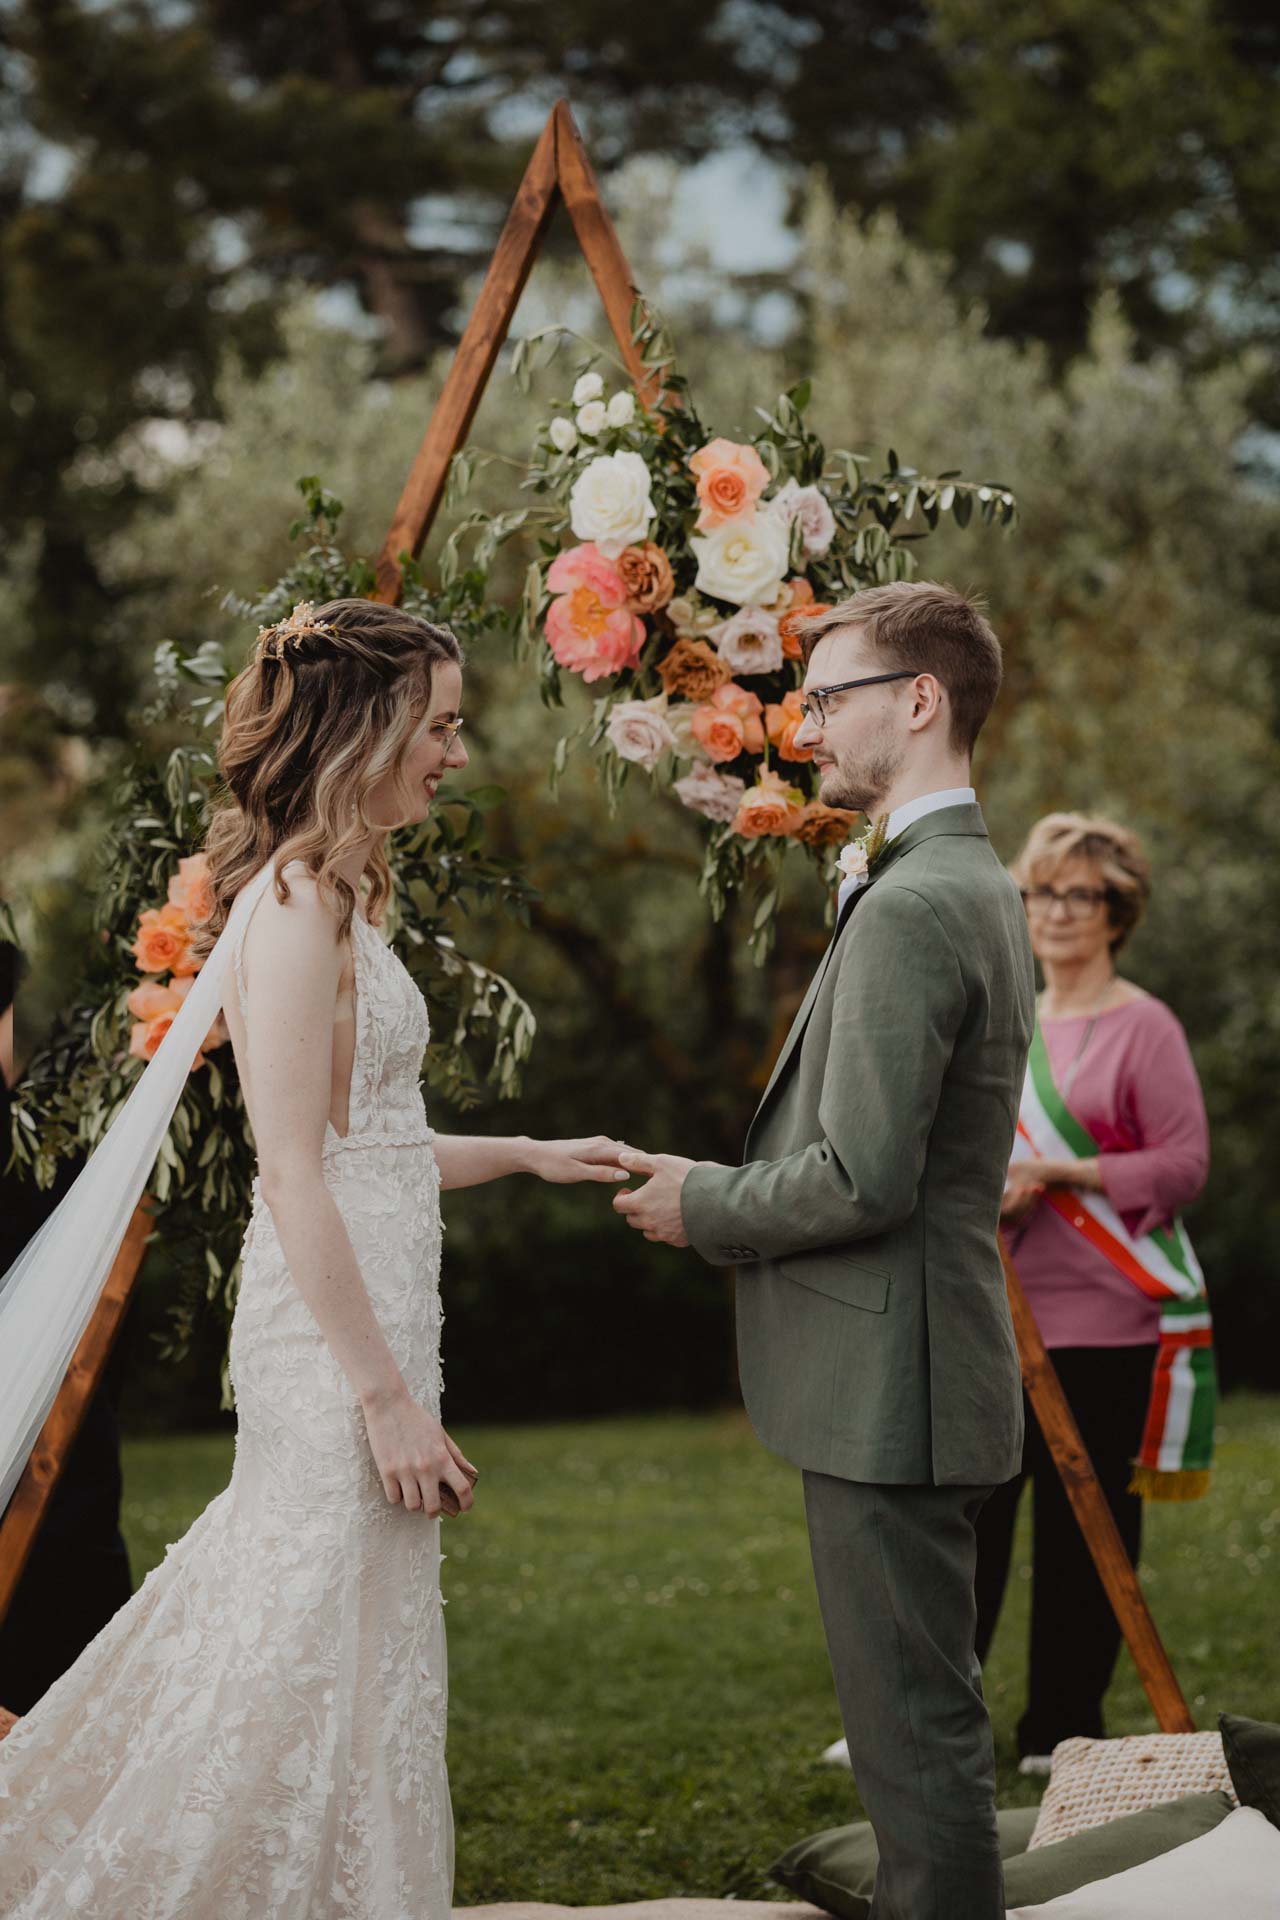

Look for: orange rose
[791,801,857,848]
[127,975,225,1070]
[130,1010,181,1061]
[690,681,765,762]
[785,576,815,609]
[765,688,814,762]
[132,903,196,976]
[127,977,188,1021]
[656,637,733,703]
[779,599,833,661]
[688,437,771,530]
[617,542,675,614]
[167,853,215,927]
[733,768,807,839]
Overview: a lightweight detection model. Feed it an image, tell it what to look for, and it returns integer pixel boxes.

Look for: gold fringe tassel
[1128,1464,1212,1503]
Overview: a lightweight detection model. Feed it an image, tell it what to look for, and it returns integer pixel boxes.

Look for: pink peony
[544,543,646,683]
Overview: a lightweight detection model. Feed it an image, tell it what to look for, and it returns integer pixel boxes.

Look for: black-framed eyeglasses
[1020,884,1109,921]
[799,672,916,727]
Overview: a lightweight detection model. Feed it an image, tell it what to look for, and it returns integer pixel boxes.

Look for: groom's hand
[612,1148,708,1247]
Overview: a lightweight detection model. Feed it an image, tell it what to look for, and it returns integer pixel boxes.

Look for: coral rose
[617,542,674,614]
[765,689,815,762]
[132,903,197,977]
[690,682,765,763]
[792,802,857,848]
[733,768,807,840]
[167,852,215,926]
[780,600,833,661]
[656,637,732,703]
[545,543,645,683]
[688,437,771,530]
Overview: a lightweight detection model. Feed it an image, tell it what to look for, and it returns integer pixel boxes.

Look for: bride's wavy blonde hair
[194,598,462,957]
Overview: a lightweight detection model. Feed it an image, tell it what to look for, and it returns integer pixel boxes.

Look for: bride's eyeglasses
[431,716,465,748]
[800,672,916,727]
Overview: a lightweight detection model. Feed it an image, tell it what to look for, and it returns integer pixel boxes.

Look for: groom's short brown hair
[797,582,1002,755]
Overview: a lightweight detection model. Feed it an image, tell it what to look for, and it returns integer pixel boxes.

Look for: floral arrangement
[126,854,229,1070]
[447,314,1017,958]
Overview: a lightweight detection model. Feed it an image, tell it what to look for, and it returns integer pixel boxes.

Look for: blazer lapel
[747,802,991,1135]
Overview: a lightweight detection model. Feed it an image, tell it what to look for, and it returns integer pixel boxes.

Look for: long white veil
[0,860,276,1515]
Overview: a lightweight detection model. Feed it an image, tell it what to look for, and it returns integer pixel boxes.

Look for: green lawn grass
[120,1392,1280,1903]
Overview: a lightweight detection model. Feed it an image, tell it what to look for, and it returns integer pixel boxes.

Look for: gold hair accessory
[255,600,341,662]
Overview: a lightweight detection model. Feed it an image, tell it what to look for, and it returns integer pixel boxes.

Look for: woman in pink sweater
[975,812,1212,1770]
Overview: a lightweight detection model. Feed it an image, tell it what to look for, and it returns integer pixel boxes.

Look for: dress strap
[227,862,281,1023]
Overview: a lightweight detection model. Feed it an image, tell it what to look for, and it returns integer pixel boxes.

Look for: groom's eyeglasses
[800,672,916,727]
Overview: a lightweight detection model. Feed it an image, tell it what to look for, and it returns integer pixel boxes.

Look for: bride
[0,598,629,1917]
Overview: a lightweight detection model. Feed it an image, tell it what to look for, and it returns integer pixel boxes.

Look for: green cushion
[1002,1791,1233,1905]
[770,1805,1038,1920]
[770,1793,1233,1918]
[1221,1712,1280,1830]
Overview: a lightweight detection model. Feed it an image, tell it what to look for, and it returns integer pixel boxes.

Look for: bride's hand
[524,1135,631,1185]
[362,1386,477,1517]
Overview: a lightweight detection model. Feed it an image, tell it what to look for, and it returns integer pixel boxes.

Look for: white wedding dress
[0,894,452,1919]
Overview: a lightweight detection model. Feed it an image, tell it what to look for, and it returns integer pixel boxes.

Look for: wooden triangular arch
[0,100,1193,1740]
[372,98,660,606]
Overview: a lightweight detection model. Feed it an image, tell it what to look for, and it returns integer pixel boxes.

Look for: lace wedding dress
[0,893,452,1919]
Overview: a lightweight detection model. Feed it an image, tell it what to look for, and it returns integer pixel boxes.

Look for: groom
[615,582,1035,1919]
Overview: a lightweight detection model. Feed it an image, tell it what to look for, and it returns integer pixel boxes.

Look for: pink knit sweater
[1004,992,1210,1349]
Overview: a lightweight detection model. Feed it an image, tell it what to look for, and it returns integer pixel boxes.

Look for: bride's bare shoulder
[244,861,346,966]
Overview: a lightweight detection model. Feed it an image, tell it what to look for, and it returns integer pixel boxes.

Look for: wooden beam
[374,109,560,604]
[1001,1243,1195,1733]
[0,1200,151,1626]
[375,98,667,605]
[552,101,659,405]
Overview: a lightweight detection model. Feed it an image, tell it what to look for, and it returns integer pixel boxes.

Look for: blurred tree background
[2,1,1277,1424]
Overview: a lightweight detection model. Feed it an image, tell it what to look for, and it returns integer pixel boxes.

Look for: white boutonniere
[837,812,893,886]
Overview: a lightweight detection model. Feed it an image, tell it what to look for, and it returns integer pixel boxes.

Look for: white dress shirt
[836,786,977,918]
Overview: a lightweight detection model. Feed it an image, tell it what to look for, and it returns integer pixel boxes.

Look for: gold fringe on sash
[1128,1463,1212,1502]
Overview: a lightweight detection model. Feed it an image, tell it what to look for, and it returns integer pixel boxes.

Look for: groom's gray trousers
[803,1472,1003,1920]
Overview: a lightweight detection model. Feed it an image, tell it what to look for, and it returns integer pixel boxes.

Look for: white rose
[606,390,635,427]
[568,450,657,559]
[837,841,869,882]
[576,400,607,437]
[605,696,676,771]
[572,371,604,406]
[549,416,577,453]
[710,606,784,676]
[769,478,837,556]
[674,764,747,824]
[691,510,790,609]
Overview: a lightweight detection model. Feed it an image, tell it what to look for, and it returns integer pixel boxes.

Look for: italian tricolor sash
[1014,1022,1215,1502]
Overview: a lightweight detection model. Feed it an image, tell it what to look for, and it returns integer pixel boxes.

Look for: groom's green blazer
[682,803,1036,1487]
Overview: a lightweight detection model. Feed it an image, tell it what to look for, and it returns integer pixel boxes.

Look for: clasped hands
[514,1134,712,1246]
